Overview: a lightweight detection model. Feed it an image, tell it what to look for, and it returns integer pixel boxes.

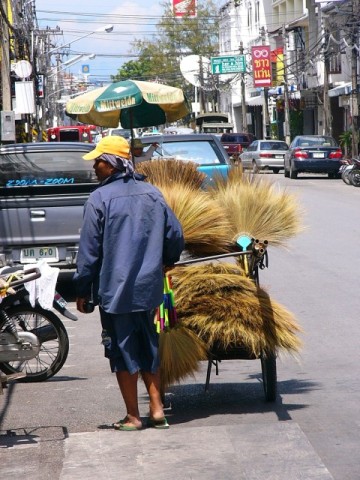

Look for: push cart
[177,234,277,402]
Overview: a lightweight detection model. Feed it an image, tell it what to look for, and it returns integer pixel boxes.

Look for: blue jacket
[74,172,184,314]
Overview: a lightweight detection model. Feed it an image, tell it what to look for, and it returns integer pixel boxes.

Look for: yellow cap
[83,136,131,161]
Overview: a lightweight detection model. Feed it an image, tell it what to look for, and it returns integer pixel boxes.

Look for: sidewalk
[60,421,334,480]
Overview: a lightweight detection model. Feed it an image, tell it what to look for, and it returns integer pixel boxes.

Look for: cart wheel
[260,352,277,402]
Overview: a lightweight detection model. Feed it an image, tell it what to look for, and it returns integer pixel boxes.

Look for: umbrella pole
[130,110,135,152]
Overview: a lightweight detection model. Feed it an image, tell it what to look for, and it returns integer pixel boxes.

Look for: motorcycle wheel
[0,305,69,382]
[342,167,352,185]
[349,169,360,187]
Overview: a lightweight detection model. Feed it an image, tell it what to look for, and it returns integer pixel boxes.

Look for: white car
[240,140,289,173]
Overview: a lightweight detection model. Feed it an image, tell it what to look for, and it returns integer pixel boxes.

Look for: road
[1,174,360,479]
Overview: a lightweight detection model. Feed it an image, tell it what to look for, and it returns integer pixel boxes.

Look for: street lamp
[48,54,96,79]
[44,25,112,128]
[47,25,114,56]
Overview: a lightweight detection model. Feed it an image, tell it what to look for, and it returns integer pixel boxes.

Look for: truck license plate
[20,247,59,263]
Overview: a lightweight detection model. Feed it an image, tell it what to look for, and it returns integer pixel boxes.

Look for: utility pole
[282,24,291,145]
[260,27,270,139]
[351,0,359,157]
[239,42,248,133]
[323,32,331,136]
[199,56,206,114]
[1,0,12,112]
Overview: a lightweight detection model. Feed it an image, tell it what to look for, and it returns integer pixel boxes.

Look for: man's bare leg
[115,371,142,428]
[142,369,165,420]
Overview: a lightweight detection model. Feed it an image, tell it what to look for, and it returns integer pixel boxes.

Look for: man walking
[74,135,184,431]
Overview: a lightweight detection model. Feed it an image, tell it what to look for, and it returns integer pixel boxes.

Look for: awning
[328,83,351,97]
[246,95,263,106]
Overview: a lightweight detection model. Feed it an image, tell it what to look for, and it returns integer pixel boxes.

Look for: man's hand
[76,297,89,314]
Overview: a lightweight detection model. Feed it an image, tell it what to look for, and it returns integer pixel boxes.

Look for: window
[247,4,252,29]
[0,150,97,188]
[255,1,260,25]
[150,140,225,165]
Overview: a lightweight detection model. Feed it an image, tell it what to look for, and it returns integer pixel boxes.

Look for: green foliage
[111,59,152,82]
[289,110,303,139]
[111,0,220,102]
[339,130,352,158]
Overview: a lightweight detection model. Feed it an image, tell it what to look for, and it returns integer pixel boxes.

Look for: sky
[35,1,164,83]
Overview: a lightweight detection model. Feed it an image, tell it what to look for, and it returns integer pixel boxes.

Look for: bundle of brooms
[171,263,302,356]
[135,160,303,387]
[137,159,234,256]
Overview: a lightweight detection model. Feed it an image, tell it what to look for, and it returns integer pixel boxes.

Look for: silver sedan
[240,140,289,173]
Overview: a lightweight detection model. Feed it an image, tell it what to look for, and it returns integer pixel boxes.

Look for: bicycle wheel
[260,352,277,402]
[0,305,69,382]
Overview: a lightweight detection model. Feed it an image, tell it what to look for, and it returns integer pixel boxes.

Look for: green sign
[211,55,246,74]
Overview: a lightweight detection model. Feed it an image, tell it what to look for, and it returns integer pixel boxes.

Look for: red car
[220,132,257,160]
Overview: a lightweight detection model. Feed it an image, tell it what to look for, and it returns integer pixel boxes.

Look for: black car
[284,135,343,179]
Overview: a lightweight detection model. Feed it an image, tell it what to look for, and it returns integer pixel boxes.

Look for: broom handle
[175,250,253,266]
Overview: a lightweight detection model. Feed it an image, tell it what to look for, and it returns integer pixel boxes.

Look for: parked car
[220,132,257,160]
[0,142,96,268]
[139,133,230,181]
[284,135,343,179]
[103,128,133,139]
[240,140,289,173]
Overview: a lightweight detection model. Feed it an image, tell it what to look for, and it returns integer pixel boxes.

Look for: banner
[173,0,197,18]
[251,45,272,88]
[15,81,35,114]
[271,48,284,86]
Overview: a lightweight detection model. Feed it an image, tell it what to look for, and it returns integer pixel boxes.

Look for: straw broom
[171,263,302,357]
[136,158,207,190]
[159,325,208,390]
[209,170,305,247]
[156,183,234,256]
[136,159,233,256]
[155,272,207,390]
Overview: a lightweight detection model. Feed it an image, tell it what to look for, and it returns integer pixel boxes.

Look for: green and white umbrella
[65,80,190,129]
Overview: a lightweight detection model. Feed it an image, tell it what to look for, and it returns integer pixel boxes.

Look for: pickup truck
[0,135,229,269]
[0,142,96,269]
[220,132,256,160]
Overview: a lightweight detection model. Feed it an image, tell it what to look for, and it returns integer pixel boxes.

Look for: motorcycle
[348,157,360,187]
[0,266,77,386]
[339,158,354,185]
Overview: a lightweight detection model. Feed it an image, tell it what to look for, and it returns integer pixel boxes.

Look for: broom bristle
[136,159,207,190]
[156,183,233,256]
[159,325,208,389]
[210,174,305,246]
[171,263,303,356]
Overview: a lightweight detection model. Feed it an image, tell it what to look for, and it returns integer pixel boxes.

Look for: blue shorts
[99,308,159,375]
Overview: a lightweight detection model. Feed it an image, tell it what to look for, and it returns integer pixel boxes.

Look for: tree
[111,0,220,105]
[111,59,152,82]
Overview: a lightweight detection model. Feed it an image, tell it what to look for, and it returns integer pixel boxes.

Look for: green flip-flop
[147,417,169,429]
[113,417,128,430]
[118,423,142,431]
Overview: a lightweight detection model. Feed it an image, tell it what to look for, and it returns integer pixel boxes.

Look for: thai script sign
[211,55,246,75]
[173,0,197,18]
[251,45,271,88]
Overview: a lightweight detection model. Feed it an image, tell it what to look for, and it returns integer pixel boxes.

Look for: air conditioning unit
[339,96,350,108]
[0,111,16,141]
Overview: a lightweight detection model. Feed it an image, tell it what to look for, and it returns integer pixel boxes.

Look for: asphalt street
[1,174,360,479]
